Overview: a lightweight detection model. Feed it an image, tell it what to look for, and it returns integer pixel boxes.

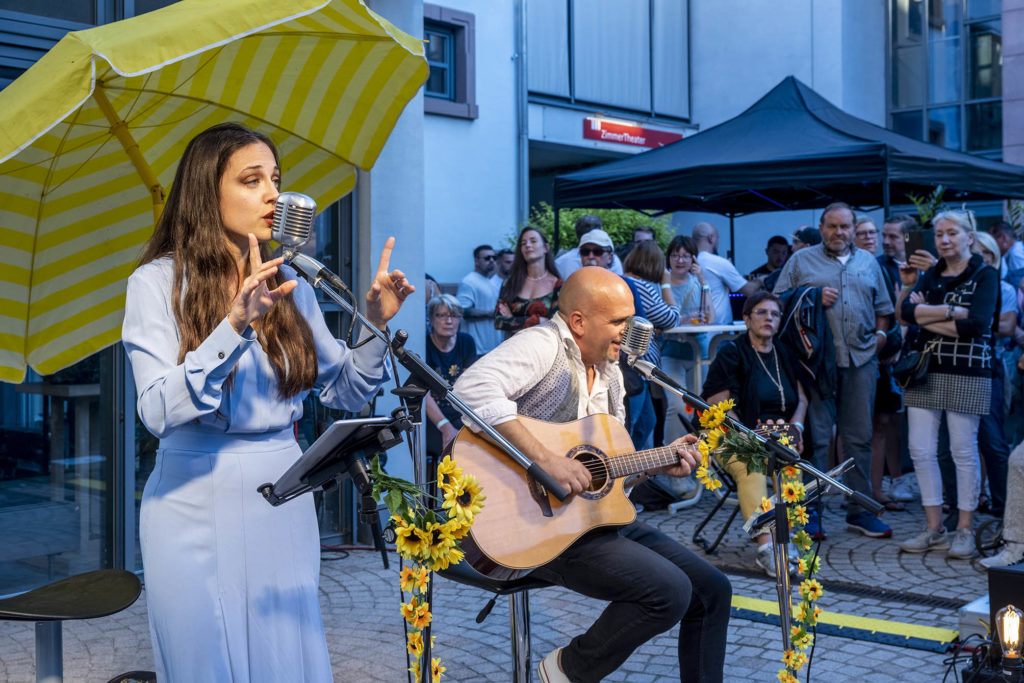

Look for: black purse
[892,339,939,389]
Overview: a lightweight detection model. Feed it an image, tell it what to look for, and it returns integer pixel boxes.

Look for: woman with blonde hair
[897,210,999,559]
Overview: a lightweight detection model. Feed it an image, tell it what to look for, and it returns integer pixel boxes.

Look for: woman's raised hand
[227,233,298,335]
[365,237,415,329]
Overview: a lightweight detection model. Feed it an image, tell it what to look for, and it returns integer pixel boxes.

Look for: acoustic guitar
[447,413,691,580]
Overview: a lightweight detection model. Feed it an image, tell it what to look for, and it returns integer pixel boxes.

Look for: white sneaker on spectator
[947,528,976,559]
[538,648,570,683]
[754,545,777,577]
[890,475,915,503]
[979,543,1024,569]
[788,542,801,565]
[899,527,949,553]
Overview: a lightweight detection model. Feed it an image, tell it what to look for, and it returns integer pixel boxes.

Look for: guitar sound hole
[571,448,611,500]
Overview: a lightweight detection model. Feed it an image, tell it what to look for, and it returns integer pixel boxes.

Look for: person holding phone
[897,210,999,559]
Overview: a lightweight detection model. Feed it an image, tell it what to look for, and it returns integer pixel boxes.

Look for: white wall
[423,0,520,284]
[685,0,887,273]
[367,0,426,482]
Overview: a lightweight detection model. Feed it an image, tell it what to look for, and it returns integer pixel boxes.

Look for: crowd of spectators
[423,204,1024,573]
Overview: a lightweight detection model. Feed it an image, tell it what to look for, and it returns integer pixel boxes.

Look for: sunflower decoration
[371,454,485,682]
[776,459,825,681]
[693,400,825,681]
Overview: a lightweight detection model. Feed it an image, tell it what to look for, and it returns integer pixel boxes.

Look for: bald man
[692,222,761,324]
[454,267,731,683]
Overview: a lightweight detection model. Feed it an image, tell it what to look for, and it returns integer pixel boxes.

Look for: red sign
[582,117,683,149]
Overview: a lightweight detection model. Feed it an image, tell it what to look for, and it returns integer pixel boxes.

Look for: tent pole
[882,147,891,219]
[728,213,735,262]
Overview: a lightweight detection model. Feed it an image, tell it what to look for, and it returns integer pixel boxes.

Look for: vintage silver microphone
[270,191,317,254]
[620,316,654,366]
[270,192,352,296]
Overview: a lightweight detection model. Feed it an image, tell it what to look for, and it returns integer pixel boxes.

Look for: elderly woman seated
[701,291,807,576]
[424,294,478,459]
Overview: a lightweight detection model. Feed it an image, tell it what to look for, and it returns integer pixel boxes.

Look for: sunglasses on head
[579,246,608,257]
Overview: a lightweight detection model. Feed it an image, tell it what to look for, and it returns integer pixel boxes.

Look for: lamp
[996,604,1024,682]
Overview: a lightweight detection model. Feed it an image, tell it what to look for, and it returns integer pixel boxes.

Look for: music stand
[259,416,405,506]
[258,414,411,569]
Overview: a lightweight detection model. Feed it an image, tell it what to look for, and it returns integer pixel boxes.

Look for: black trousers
[530,522,732,682]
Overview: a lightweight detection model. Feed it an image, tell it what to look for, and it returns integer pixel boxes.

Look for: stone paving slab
[0,482,993,682]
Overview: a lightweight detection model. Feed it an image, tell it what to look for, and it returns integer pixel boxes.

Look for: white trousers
[906,406,981,511]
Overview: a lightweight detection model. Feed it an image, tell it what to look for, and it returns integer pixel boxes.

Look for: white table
[662,323,747,392]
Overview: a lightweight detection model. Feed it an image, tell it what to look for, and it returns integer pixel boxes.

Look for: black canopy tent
[552,76,1024,254]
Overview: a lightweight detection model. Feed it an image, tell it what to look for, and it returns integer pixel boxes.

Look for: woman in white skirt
[122,122,413,682]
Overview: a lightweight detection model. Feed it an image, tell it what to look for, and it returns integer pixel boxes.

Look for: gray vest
[515,321,624,423]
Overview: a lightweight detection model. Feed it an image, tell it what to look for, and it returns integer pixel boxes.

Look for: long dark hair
[138,122,317,398]
[499,227,561,300]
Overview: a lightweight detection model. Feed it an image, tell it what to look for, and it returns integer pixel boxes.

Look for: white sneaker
[788,542,801,566]
[890,475,915,503]
[947,528,977,559]
[899,527,949,553]
[979,543,1024,569]
[754,545,777,577]
[538,648,570,683]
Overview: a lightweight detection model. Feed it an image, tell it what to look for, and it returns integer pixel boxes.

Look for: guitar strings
[569,445,685,475]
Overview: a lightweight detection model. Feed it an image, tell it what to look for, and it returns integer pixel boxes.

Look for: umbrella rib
[106,49,222,126]
[103,84,349,165]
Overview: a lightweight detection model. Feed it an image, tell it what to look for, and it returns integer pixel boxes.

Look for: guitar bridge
[526,475,554,517]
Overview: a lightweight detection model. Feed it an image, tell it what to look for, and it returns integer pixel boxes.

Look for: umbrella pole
[92,85,164,224]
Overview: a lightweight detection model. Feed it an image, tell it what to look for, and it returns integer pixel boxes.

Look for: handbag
[892,339,939,389]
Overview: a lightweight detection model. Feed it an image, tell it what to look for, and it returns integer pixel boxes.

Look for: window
[527,0,690,121]
[888,0,1002,156]
[423,5,477,119]
[424,24,455,100]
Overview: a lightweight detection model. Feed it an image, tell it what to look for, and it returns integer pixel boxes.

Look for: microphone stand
[626,357,883,653]
[282,249,571,503]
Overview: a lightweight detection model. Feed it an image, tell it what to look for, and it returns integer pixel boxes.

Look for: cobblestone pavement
[0,483,995,682]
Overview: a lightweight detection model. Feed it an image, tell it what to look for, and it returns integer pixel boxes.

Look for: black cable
[941,634,989,683]
[319,546,350,561]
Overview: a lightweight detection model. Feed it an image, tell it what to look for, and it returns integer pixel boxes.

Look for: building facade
[0,0,1018,597]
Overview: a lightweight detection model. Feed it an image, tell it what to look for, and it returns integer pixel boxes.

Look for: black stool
[691,459,741,554]
[0,569,144,683]
[439,562,553,683]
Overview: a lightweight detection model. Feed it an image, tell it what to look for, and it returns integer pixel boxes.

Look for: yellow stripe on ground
[731,594,958,643]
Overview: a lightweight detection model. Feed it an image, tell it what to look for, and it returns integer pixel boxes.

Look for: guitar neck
[607,445,684,479]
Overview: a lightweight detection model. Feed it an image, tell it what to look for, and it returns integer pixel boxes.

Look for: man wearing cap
[577,229,616,269]
[556,214,624,279]
[791,226,822,252]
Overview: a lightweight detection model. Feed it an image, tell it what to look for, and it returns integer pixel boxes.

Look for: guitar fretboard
[607,445,688,479]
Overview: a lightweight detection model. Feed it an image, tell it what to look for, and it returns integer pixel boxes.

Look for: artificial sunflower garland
[371,454,485,683]
[694,399,825,682]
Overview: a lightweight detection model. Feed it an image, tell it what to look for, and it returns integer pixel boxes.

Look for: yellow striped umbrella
[0,0,426,382]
